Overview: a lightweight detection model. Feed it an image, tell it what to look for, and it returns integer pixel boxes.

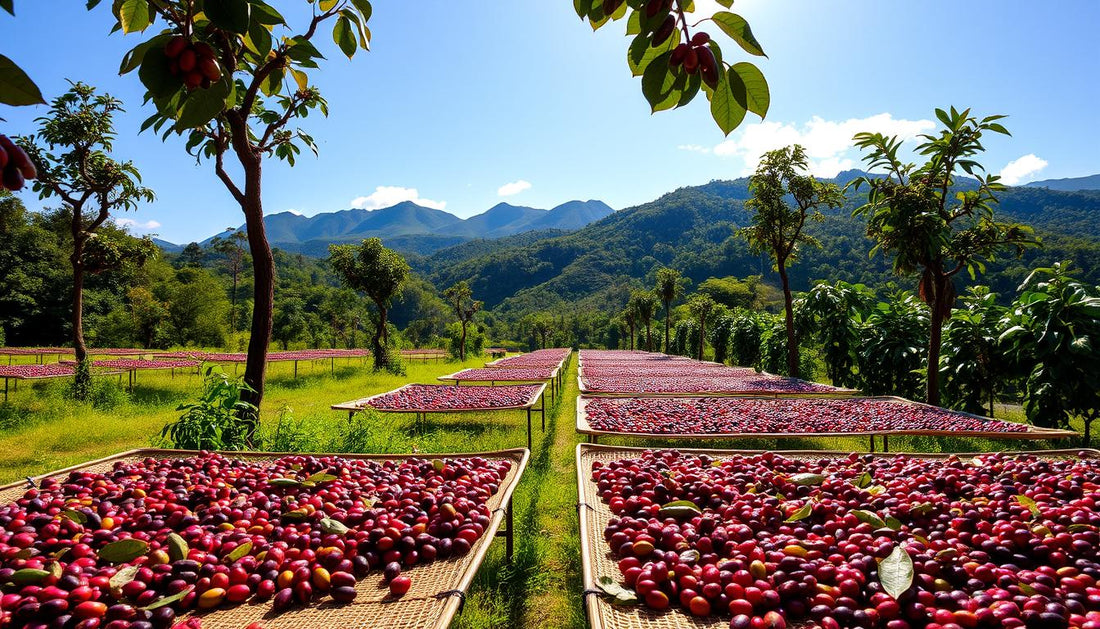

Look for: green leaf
[320,518,350,535]
[785,502,812,522]
[628,30,677,77]
[138,47,183,99]
[709,73,747,136]
[711,12,765,56]
[910,502,934,515]
[885,515,903,531]
[640,51,675,111]
[852,509,887,529]
[1068,524,1096,533]
[98,538,150,563]
[167,532,189,562]
[304,470,338,484]
[658,499,702,520]
[596,576,639,606]
[109,565,141,597]
[226,540,252,562]
[1014,495,1041,518]
[0,0,12,16]
[270,477,302,488]
[319,0,339,10]
[333,15,357,59]
[10,568,50,586]
[119,36,167,75]
[432,459,445,472]
[0,53,45,106]
[790,473,827,486]
[206,0,251,34]
[281,510,309,521]
[866,485,887,496]
[853,471,873,489]
[62,509,88,524]
[174,77,231,131]
[141,586,194,611]
[878,545,914,600]
[730,62,769,118]
[1018,582,1038,596]
[249,1,285,26]
[119,0,151,33]
[350,0,372,22]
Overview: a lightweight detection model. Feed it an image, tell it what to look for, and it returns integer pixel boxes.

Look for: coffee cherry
[198,56,222,82]
[651,15,676,47]
[691,32,711,46]
[177,49,197,73]
[697,46,719,89]
[165,36,189,59]
[389,576,411,596]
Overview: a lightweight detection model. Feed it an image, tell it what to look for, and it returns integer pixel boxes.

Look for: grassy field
[0,352,1083,629]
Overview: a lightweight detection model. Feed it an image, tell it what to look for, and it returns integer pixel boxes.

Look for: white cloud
[350,186,446,210]
[114,218,161,232]
[998,154,1048,185]
[694,113,936,177]
[285,209,304,216]
[677,144,711,154]
[497,180,532,197]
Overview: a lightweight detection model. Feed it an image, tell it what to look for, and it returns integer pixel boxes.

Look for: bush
[90,378,128,410]
[260,405,325,452]
[161,367,256,450]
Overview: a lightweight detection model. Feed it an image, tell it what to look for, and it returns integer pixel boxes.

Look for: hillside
[1025,174,1100,192]
[177,199,615,255]
[421,174,1100,319]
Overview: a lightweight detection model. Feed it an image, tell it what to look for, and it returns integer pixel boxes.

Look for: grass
[0,352,1086,629]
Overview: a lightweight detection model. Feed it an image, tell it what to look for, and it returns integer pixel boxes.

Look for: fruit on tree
[163,37,221,91]
[0,135,36,192]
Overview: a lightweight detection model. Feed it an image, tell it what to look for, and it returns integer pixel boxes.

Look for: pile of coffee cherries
[580,375,840,395]
[584,397,1029,436]
[0,452,512,627]
[0,135,36,192]
[0,364,77,379]
[447,368,556,382]
[366,385,542,412]
[593,449,1100,629]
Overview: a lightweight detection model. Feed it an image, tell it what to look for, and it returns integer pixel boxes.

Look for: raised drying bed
[577,373,856,398]
[576,443,1100,629]
[0,447,530,629]
[332,383,548,448]
[575,395,1077,450]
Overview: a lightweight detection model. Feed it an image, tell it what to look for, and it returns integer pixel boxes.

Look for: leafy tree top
[443,281,482,323]
[329,237,410,308]
[849,107,1038,282]
[741,144,844,268]
[655,267,684,305]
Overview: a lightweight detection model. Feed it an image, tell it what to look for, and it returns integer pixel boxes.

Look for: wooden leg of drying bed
[526,410,532,450]
[882,435,889,452]
[496,497,514,561]
[869,435,876,453]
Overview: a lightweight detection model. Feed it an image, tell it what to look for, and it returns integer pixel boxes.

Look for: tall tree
[740,144,843,378]
[443,281,482,361]
[99,0,374,416]
[329,238,409,370]
[850,107,1038,405]
[655,267,683,353]
[629,290,658,352]
[622,307,637,351]
[19,83,156,398]
[209,230,249,331]
[687,293,717,360]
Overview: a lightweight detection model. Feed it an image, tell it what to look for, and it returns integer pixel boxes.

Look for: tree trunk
[664,303,671,353]
[927,284,945,407]
[459,320,468,361]
[240,195,273,436]
[629,323,635,350]
[230,270,238,332]
[778,263,799,378]
[71,238,90,400]
[372,306,388,370]
[646,322,652,352]
[697,319,705,361]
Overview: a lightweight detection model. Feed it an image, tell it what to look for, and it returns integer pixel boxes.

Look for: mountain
[419,173,1100,318]
[159,199,615,255]
[1025,174,1100,192]
[150,238,183,253]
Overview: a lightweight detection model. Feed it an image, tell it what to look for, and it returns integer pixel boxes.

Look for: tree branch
[259,94,307,149]
[212,125,246,206]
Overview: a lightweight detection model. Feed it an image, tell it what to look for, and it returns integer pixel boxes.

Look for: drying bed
[439,367,559,384]
[575,395,1077,445]
[0,447,529,629]
[578,374,852,397]
[577,444,1100,629]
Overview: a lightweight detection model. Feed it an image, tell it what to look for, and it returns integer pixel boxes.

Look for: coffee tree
[741,145,844,379]
[654,266,683,352]
[443,281,482,361]
[629,289,658,352]
[94,0,374,413]
[850,107,1038,405]
[19,83,157,399]
[330,238,409,371]
[686,292,715,360]
[575,0,769,134]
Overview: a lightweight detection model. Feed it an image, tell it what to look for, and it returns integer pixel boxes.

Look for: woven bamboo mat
[0,447,530,629]
[575,443,1099,629]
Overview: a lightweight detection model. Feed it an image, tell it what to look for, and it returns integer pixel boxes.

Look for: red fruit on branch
[697,47,719,89]
[682,48,700,74]
[651,15,676,48]
[691,32,711,46]
[165,36,189,59]
[198,57,222,83]
[177,49,197,73]
[670,44,690,68]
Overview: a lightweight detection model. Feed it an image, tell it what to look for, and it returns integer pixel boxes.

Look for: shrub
[161,367,256,450]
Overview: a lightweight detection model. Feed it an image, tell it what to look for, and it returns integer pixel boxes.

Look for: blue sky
[2,1,1097,243]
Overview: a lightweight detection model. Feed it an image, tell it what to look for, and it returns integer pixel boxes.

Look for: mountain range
[153,199,614,255]
[1025,174,1100,192]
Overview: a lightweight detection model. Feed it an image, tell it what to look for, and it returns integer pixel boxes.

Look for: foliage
[330,238,410,369]
[0,2,45,107]
[1000,263,1100,443]
[696,275,766,310]
[628,290,658,352]
[855,291,929,398]
[708,309,735,364]
[671,319,697,357]
[654,266,684,352]
[448,321,485,361]
[799,280,874,388]
[686,292,717,360]
[728,308,765,368]
[443,281,482,361]
[741,144,844,378]
[161,367,257,451]
[850,106,1038,404]
[939,286,1008,415]
[574,0,769,135]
